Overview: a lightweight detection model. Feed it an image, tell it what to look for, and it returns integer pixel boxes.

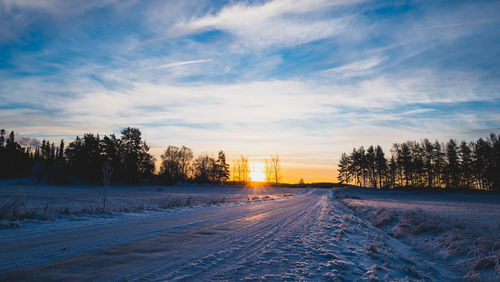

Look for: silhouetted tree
[490,133,500,191]
[400,142,412,187]
[264,159,272,183]
[0,129,5,148]
[458,141,473,189]
[192,154,217,183]
[422,139,434,189]
[160,145,193,184]
[0,131,30,178]
[0,129,6,177]
[387,156,397,188]
[337,153,351,184]
[270,154,281,184]
[375,145,387,188]
[433,141,446,188]
[57,140,65,161]
[338,132,500,191]
[64,128,154,183]
[101,134,121,181]
[366,146,377,188]
[232,155,250,182]
[120,127,155,183]
[352,147,368,187]
[215,150,230,184]
[445,139,460,189]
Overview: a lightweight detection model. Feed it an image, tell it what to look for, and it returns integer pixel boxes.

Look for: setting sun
[249,162,266,182]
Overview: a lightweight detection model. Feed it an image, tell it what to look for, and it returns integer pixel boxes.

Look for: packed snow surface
[1,183,498,280]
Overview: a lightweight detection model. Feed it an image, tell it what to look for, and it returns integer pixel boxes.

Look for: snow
[0,179,297,222]
[1,183,498,280]
[337,188,500,281]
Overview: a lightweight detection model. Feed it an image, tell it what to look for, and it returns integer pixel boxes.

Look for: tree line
[0,127,231,185]
[159,145,230,184]
[337,133,500,191]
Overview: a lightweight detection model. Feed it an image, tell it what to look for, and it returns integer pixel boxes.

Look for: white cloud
[2,68,498,181]
[319,57,384,78]
[156,59,212,69]
[161,0,362,50]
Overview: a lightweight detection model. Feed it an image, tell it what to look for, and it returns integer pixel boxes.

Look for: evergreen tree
[57,139,65,160]
[422,139,434,189]
[338,132,499,191]
[50,143,56,163]
[489,134,500,191]
[366,146,377,188]
[400,142,412,187]
[0,129,5,148]
[337,153,351,184]
[412,142,425,187]
[0,129,6,177]
[138,140,155,180]
[65,136,86,179]
[433,141,446,188]
[387,156,397,188]
[458,141,473,189]
[215,150,230,184]
[120,127,154,183]
[2,131,30,177]
[101,134,121,181]
[445,139,460,189]
[375,145,387,188]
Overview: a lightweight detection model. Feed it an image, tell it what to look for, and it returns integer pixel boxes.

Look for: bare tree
[240,155,250,182]
[102,159,113,213]
[192,154,216,183]
[232,155,250,182]
[264,159,272,183]
[160,145,193,183]
[271,154,281,184]
[232,158,239,181]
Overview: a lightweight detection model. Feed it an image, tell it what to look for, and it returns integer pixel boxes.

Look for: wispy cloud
[318,57,384,78]
[161,0,362,50]
[156,59,212,69]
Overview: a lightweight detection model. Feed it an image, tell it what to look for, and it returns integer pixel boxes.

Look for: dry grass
[338,190,500,281]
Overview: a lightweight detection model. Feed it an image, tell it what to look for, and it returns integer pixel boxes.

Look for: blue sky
[1,0,500,182]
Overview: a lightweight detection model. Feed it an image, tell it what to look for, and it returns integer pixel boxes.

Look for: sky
[1,0,500,183]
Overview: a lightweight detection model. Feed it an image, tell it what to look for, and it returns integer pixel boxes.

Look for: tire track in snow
[167,191,329,280]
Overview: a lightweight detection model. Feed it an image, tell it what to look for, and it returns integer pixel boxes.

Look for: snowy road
[1,189,456,280]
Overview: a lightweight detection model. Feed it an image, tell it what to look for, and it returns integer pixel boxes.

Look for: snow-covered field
[337,188,500,281]
[1,183,499,280]
[0,179,296,225]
